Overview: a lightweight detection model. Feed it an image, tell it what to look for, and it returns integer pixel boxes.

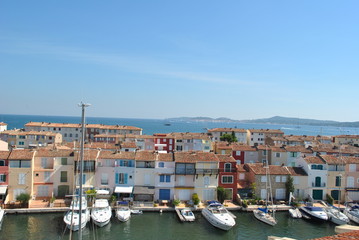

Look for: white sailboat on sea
[63,103,91,236]
[253,146,277,226]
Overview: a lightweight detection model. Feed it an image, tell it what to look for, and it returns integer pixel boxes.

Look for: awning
[114,186,133,194]
[133,186,155,195]
[0,186,7,195]
[96,190,110,195]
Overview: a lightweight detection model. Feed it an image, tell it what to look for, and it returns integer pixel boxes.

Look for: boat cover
[258,207,268,213]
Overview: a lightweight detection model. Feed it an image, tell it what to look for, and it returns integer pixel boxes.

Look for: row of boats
[288,201,359,226]
[64,197,142,231]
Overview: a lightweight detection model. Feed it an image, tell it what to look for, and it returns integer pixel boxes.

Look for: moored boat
[0,207,5,226]
[288,208,302,219]
[299,205,328,222]
[63,196,90,231]
[344,203,359,224]
[180,208,195,222]
[116,201,131,222]
[324,206,349,225]
[201,201,235,231]
[254,207,277,226]
[91,199,112,227]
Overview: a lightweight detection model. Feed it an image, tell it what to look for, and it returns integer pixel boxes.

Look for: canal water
[0,211,336,240]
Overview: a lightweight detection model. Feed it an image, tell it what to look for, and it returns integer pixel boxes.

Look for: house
[286,166,308,200]
[0,130,62,149]
[134,151,156,201]
[343,156,359,201]
[247,129,284,146]
[0,122,7,132]
[119,142,137,152]
[207,128,247,143]
[7,149,36,202]
[269,146,287,166]
[0,151,10,202]
[214,142,233,155]
[297,155,328,200]
[98,151,135,198]
[153,134,174,153]
[232,144,258,164]
[154,153,175,202]
[284,146,313,167]
[333,135,359,147]
[168,132,212,152]
[173,152,197,201]
[217,154,238,200]
[73,149,99,193]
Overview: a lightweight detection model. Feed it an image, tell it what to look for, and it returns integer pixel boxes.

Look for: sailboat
[253,146,277,226]
[63,103,91,234]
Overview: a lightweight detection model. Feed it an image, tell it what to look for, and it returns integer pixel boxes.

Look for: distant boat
[164,123,171,126]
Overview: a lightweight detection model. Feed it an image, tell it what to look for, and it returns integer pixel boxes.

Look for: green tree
[16,193,31,207]
[285,176,295,200]
[249,182,257,199]
[217,187,231,203]
[220,131,238,143]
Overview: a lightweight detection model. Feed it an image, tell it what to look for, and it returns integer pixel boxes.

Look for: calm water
[1,114,359,136]
[0,211,336,240]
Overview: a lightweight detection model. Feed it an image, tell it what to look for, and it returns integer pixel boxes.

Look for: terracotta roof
[232,144,257,152]
[0,122,8,126]
[248,129,284,134]
[286,167,308,176]
[167,132,211,140]
[237,164,247,172]
[304,156,326,164]
[334,135,359,139]
[0,130,59,136]
[135,151,158,161]
[342,156,359,164]
[35,149,74,157]
[216,142,233,150]
[73,149,100,161]
[216,154,236,162]
[320,155,345,165]
[245,163,291,175]
[310,230,359,240]
[0,151,10,159]
[65,142,119,150]
[98,151,135,160]
[94,134,125,138]
[270,147,286,152]
[174,152,219,163]
[207,128,247,133]
[158,153,174,162]
[284,146,313,153]
[8,149,35,160]
[120,142,137,149]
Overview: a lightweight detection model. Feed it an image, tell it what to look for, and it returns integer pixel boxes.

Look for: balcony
[312,182,326,187]
[175,169,195,175]
[196,169,219,175]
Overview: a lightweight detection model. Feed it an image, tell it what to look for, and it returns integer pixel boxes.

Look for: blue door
[159,189,170,200]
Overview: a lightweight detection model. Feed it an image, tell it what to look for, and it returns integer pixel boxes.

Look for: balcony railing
[175,169,195,175]
[312,182,326,187]
[196,169,219,175]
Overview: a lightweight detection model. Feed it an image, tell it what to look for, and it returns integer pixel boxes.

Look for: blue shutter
[160,175,164,182]
[159,189,171,200]
[115,173,119,184]
[120,160,124,166]
[124,173,128,184]
[166,175,171,182]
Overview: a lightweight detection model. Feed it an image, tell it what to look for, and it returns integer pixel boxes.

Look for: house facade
[0,151,10,202]
[217,154,237,200]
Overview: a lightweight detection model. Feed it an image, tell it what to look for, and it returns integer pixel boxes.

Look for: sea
[0,113,358,240]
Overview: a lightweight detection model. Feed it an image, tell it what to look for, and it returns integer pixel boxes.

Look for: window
[224,163,231,172]
[64,133,67,137]
[236,151,241,156]
[158,162,164,168]
[61,158,68,165]
[282,176,287,182]
[160,175,171,183]
[19,141,25,145]
[0,174,6,182]
[9,160,30,168]
[349,164,356,172]
[293,176,299,185]
[44,172,51,182]
[335,176,341,187]
[101,173,108,185]
[261,176,267,182]
[115,173,128,184]
[60,171,67,182]
[18,173,26,185]
[222,176,233,184]
[0,160,5,166]
[276,153,281,158]
[239,173,245,180]
[263,150,267,156]
[275,176,281,182]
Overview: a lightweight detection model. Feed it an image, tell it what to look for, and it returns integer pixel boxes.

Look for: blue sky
[0,1,358,122]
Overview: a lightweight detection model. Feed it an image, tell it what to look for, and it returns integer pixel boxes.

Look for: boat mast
[78,102,90,240]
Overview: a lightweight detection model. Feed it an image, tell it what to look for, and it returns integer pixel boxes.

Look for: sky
[0,1,358,122]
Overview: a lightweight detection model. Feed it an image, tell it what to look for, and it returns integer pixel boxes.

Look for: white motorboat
[180,208,195,222]
[201,201,235,231]
[63,196,90,231]
[254,207,277,226]
[324,206,349,225]
[288,208,302,219]
[0,207,5,226]
[91,199,112,227]
[344,203,359,224]
[116,201,131,222]
[130,209,143,215]
[299,205,328,222]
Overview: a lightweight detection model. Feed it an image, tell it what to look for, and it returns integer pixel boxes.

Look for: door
[58,185,70,197]
[331,190,340,201]
[159,189,170,200]
[312,189,323,200]
[315,177,321,187]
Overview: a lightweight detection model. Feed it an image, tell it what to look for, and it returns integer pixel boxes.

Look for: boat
[325,206,349,225]
[63,196,90,231]
[344,203,359,224]
[116,201,131,222]
[0,207,5,226]
[288,208,302,219]
[253,147,277,226]
[91,199,112,227]
[180,208,195,222]
[130,209,143,215]
[201,201,235,230]
[299,204,328,222]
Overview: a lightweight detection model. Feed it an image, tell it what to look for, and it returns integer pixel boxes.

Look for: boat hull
[289,208,302,219]
[201,208,235,231]
[253,209,277,226]
[64,210,90,231]
[299,207,328,222]
[116,209,131,222]
[344,208,359,224]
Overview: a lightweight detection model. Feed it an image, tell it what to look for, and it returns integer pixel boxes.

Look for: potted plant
[192,193,200,209]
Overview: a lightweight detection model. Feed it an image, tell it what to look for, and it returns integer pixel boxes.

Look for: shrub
[192,193,200,205]
[173,199,181,206]
[16,193,31,207]
[326,194,334,205]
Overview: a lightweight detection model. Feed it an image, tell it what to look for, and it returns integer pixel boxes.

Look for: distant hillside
[166,116,359,128]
